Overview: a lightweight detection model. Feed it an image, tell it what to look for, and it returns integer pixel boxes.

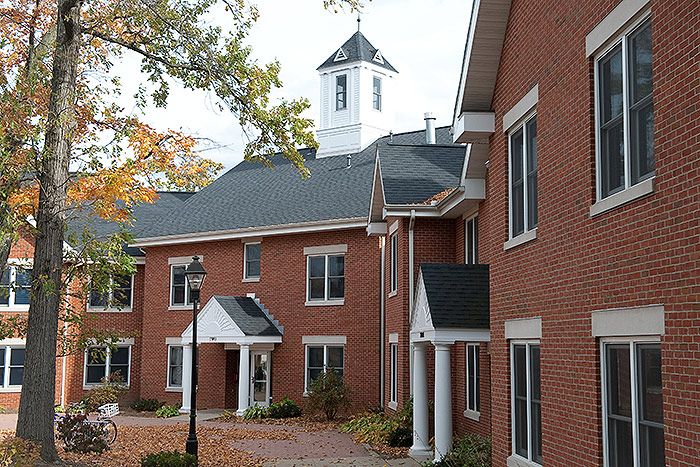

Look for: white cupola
[316,30,398,158]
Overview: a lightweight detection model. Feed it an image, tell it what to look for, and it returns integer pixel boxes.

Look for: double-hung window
[84,346,131,386]
[389,343,398,406]
[512,342,542,465]
[170,264,191,307]
[389,233,398,294]
[0,346,25,389]
[307,254,344,304]
[0,266,31,310]
[509,115,538,239]
[336,75,347,111]
[465,216,478,264]
[595,17,653,202]
[89,275,133,310]
[602,340,664,467]
[244,243,261,280]
[167,345,184,389]
[372,76,382,111]
[305,345,344,392]
[466,344,480,416]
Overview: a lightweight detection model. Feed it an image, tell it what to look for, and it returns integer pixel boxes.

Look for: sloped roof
[213,296,282,337]
[419,263,489,329]
[318,31,398,73]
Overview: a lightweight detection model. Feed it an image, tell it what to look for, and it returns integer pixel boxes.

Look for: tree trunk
[16,0,82,460]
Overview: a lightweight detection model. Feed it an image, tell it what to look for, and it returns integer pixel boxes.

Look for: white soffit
[591,305,664,337]
[585,0,650,56]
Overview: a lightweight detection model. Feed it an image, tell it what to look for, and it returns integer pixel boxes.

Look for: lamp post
[184,256,207,457]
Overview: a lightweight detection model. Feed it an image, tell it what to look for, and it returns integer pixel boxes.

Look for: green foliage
[131,398,164,412]
[82,374,128,412]
[424,434,491,467]
[242,398,302,420]
[242,404,268,420]
[55,413,109,454]
[141,450,197,467]
[155,404,180,418]
[305,370,351,421]
[340,412,398,445]
[387,425,412,447]
[0,437,40,467]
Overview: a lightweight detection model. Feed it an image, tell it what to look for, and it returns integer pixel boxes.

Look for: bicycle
[54,402,119,446]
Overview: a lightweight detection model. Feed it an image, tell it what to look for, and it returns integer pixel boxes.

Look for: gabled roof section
[318,31,398,73]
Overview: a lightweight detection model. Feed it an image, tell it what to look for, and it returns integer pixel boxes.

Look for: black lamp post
[184,256,206,457]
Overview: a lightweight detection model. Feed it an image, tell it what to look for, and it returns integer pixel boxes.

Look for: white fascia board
[366,222,387,236]
[452,0,481,126]
[453,112,495,144]
[383,205,440,219]
[130,218,367,248]
[585,0,650,57]
[368,155,386,224]
[411,329,490,344]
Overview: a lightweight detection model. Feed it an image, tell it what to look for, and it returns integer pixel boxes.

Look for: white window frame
[507,112,538,244]
[389,233,398,294]
[335,74,348,111]
[83,345,132,388]
[372,76,382,111]
[592,13,654,214]
[166,344,184,391]
[465,214,478,265]
[88,275,134,312]
[600,335,663,467]
[0,264,32,311]
[0,345,25,392]
[304,344,345,393]
[510,339,542,466]
[243,242,261,282]
[389,342,398,408]
[169,263,191,309]
[305,254,345,306]
[465,343,480,420]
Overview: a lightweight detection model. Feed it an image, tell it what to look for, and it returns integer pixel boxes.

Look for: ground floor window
[389,343,398,405]
[603,340,664,467]
[85,346,131,386]
[0,347,25,388]
[305,345,344,392]
[466,343,480,413]
[512,342,541,464]
[167,345,183,389]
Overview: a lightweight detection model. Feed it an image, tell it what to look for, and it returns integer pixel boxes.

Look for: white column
[236,344,251,416]
[179,344,193,413]
[409,342,431,459]
[434,343,453,462]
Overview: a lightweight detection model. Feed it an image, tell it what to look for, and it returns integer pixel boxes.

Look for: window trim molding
[590,176,654,217]
[389,342,398,407]
[166,344,184,392]
[372,76,382,111]
[465,343,481,420]
[465,213,478,264]
[83,345,132,389]
[507,111,538,241]
[304,343,345,394]
[509,340,542,466]
[592,304,664,337]
[389,232,398,294]
[585,0,650,57]
[0,264,32,311]
[335,73,348,111]
[505,317,542,340]
[305,252,345,306]
[0,345,25,392]
[503,85,538,132]
[303,244,347,256]
[87,274,134,313]
[243,241,261,282]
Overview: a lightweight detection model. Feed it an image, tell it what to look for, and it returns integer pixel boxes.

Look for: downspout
[379,236,386,409]
[408,210,416,396]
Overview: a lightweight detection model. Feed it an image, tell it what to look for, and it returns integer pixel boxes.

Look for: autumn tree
[0,0,360,460]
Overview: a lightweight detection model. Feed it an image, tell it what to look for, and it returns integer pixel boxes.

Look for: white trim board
[302,335,347,345]
[585,0,650,56]
[303,244,348,256]
[505,317,542,340]
[591,304,664,337]
[502,85,538,131]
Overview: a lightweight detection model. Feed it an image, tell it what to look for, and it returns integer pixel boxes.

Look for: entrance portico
[180,295,283,416]
[409,264,490,462]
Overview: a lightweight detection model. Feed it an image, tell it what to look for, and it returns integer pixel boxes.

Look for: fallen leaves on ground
[217,414,345,433]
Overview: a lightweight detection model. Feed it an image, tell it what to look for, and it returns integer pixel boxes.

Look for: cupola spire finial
[357,12,361,32]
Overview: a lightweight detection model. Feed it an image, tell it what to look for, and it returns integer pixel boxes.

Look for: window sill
[387,401,398,411]
[242,277,260,283]
[168,305,192,311]
[0,307,29,313]
[0,387,21,393]
[87,308,132,313]
[590,177,655,217]
[503,228,537,251]
[84,384,130,391]
[388,290,398,298]
[165,387,183,393]
[305,300,345,307]
[463,409,480,421]
[506,454,541,467]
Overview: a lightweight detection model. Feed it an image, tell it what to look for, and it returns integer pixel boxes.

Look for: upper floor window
[509,114,538,239]
[170,265,191,307]
[389,233,398,293]
[512,342,542,465]
[465,216,478,264]
[466,343,480,415]
[596,17,653,201]
[373,76,382,111]
[336,74,347,111]
[89,275,133,311]
[0,266,31,309]
[244,242,261,280]
[307,254,345,304]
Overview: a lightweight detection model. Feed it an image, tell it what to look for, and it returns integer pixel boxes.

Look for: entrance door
[250,351,270,406]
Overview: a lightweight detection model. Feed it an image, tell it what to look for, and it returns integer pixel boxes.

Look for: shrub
[131,398,164,412]
[305,370,351,421]
[242,404,269,420]
[55,413,109,454]
[387,425,413,447]
[141,450,197,467]
[0,437,40,467]
[155,404,180,418]
[340,412,397,445]
[427,434,491,467]
[267,398,302,419]
[82,373,128,412]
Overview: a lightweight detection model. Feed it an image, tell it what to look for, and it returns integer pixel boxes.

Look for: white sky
[115,0,472,170]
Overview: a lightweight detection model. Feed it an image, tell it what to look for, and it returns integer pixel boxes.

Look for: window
[0,346,25,388]
[389,233,398,293]
[307,254,344,303]
[596,17,653,201]
[305,345,344,391]
[244,243,261,280]
[373,76,382,111]
[509,115,537,239]
[170,265,190,307]
[89,275,133,310]
[465,216,478,264]
[0,266,31,309]
[167,345,183,389]
[603,341,664,467]
[390,343,398,405]
[84,346,131,386]
[466,344,480,413]
[512,342,542,464]
[335,74,347,111]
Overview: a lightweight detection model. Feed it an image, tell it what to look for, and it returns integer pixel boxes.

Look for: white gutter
[379,236,386,408]
[408,209,416,396]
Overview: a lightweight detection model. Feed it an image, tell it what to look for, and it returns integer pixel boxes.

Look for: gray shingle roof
[134,127,456,240]
[420,263,489,329]
[318,31,398,73]
[213,296,282,337]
